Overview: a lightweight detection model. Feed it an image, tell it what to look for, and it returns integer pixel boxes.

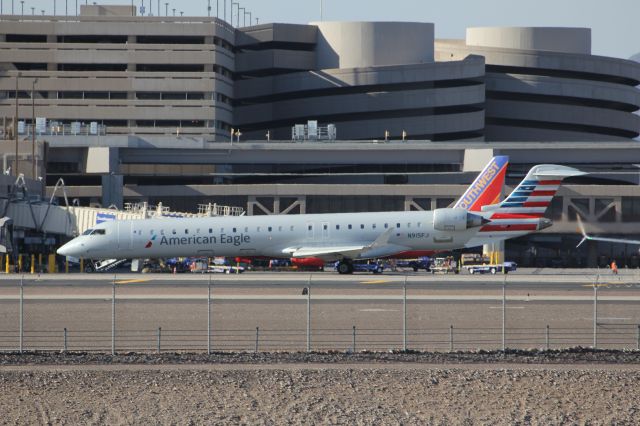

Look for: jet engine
[433,208,488,232]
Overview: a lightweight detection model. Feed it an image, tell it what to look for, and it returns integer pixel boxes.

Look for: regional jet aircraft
[57,158,584,274]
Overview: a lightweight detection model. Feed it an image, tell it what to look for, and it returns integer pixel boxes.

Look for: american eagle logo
[145,234,157,249]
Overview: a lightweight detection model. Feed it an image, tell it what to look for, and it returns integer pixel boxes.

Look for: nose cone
[57,240,81,257]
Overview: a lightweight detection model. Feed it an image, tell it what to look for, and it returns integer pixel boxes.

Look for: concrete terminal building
[1,6,640,267]
[437,27,640,141]
[235,22,485,141]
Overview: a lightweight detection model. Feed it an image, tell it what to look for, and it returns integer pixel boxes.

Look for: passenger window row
[139,222,423,236]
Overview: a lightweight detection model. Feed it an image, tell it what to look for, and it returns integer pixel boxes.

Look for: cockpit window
[83,228,106,236]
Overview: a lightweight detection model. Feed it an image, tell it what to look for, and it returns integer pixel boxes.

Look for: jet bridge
[0,175,244,260]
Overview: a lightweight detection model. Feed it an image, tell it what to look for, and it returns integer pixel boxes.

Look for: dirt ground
[1,363,639,425]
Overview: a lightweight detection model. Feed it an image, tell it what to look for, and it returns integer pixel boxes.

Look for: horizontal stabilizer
[532,165,586,179]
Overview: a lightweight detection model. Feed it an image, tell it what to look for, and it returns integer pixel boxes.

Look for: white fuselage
[58,210,525,261]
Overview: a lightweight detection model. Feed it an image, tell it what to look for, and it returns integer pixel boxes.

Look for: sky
[2,0,639,59]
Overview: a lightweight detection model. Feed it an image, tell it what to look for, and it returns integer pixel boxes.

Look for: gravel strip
[1,366,639,424]
[2,350,640,424]
[2,348,640,366]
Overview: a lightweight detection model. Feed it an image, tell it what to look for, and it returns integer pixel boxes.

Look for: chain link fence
[0,275,639,353]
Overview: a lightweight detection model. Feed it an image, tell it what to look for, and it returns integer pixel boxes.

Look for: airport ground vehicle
[430,257,458,274]
[396,256,431,272]
[460,253,490,266]
[466,262,517,274]
[335,260,384,274]
[189,257,246,274]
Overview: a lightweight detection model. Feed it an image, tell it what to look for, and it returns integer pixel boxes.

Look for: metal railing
[1,326,639,353]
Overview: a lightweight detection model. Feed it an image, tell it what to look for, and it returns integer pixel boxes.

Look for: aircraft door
[117,222,133,250]
[306,222,314,240]
[321,222,329,239]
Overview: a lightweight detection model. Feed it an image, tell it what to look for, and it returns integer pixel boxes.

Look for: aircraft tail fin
[494,165,586,218]
[453,156,509,211]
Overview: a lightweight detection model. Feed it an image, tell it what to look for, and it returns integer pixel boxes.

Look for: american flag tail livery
[453,156,509,212]
[478,164,586,235]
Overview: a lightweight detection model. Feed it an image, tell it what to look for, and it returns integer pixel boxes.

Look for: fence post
[403,275,407,352]
[255,327,259,353]
[19,275,24,353]
[502,273,506,352]
[637,325,640,351]
[449,325,453,352]
[306,275,311,352]
[352,325,356,353]
[111,276,116,355]
[63,328,67,352]
[157,327,161,354]
[593,278,598,349]
[207,275,211,355]
[546,325,550,351]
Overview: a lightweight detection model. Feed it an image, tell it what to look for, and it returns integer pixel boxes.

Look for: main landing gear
[336,259,354,275]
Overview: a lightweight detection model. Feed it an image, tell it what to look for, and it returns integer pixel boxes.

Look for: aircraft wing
[287,245,371,258]
[576,216,640,247]
[283,228,410,259]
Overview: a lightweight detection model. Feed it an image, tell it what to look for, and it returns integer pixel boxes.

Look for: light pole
[30,6,33,15]
[207,0,210,16]
[232,2,238,27]
[164,2,167,16]
[53,0,56,15]
[238,7,244,26]
[20,0,23,15]
[172,8,175,16]
[31,78,38,179]
[14,72,20,177]
[246,11,251,27]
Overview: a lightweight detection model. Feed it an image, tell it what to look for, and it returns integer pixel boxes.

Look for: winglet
[369,227,395,249]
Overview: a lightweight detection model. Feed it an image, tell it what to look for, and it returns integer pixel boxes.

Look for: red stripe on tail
[481,224,538,232]
[530,191,556,197]
[490,213,545,219]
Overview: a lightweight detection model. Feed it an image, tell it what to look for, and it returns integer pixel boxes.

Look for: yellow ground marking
[360,280,391,285]
[115,279,151,285]
[581,282,638,288]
